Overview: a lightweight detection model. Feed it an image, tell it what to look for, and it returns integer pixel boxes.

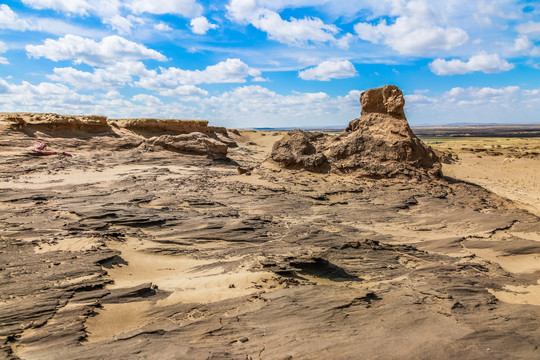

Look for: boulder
[270,130,330,172]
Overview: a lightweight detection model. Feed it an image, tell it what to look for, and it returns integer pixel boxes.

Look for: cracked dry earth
[1,130,540,360]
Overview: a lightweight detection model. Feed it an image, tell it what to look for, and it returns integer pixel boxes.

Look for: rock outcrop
[110,118,227,136]
[270,85,441,178]
[1,113,111,133]
[270,131,330,172]
[1,112,237,158]
[141,132,229,159]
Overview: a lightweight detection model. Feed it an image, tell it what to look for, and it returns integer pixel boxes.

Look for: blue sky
[0,0,539,128]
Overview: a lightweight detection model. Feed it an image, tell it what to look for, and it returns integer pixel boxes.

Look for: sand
[430,137,540,216]
[2,123,540,359]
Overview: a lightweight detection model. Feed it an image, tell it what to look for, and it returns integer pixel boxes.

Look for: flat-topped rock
[1,112,110,133]
[110,118,222,135]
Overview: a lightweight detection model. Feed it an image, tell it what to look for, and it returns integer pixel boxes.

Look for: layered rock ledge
[0,113,237,159]
[2,113,110,133]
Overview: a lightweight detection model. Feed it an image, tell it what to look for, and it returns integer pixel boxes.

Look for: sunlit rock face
[270,85,441,178]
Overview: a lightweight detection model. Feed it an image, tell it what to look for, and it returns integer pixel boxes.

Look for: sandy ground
[3,126,540,359]
[443,153,540,216]
[426,137,540,216]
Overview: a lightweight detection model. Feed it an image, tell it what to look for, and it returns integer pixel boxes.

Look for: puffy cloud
[26,35,167,66]
[354,0,469,55]
[126,0,202,17]
[354,21,468,56]
[22,0,124,20]
[516,21,540,39]
[47,58,242,99]
[429,53,514,75]
[136,58,261,89]
[0,76,203,119]
[444,86,520,100]
[199,85,364,127]
[48,61,148,89]
[0,78,95,112]
[251,9,348,48]
[158,85,209,99]
[190,16,218,35]
[102,15,134,34]
[404,94,433,105]
[226,0,258,22]
[0,4,34,31]
[298,60,357,81]
[226,2,351,48]
[154,22,172,31]
[0,5,109,37]
[510,35,540,56]
[21,0,95,16]
[21,0,202,34]
[131,93,162,106]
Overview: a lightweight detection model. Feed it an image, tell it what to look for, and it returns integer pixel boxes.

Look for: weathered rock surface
[270,85,441,178]
[109,118,228,136]
[1,110,540,359]
[1,113,111,134]
[142,132,230,159]
[1,112,236,159]
[270,130,330,172]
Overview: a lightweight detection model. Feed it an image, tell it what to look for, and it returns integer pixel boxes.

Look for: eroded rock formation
[109,118,227,136]
[141,132,229,159]
[270,85,441,178]
[1,112,236,159]
[1,113,111,133]
[270,130,330,172]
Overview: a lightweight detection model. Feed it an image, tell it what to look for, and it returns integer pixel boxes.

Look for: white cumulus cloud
[48,61,148,89]
[226,2,351,49]
[21,0,202,33]
[131,93,162,106]
[21,0,95,16]
[0,4,34,31]
[429,53,514,75]
[251,9,346,47]
[190,16,218,35]
[298,60,357,81]
[354,0,469,56]
[444,86,521,100]
[200,85,364,128]
[102,15,134,34]
[26,35,168,66]
[136,58,261,89]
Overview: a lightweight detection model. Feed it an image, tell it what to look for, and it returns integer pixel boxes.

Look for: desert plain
[1,86,540,359]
